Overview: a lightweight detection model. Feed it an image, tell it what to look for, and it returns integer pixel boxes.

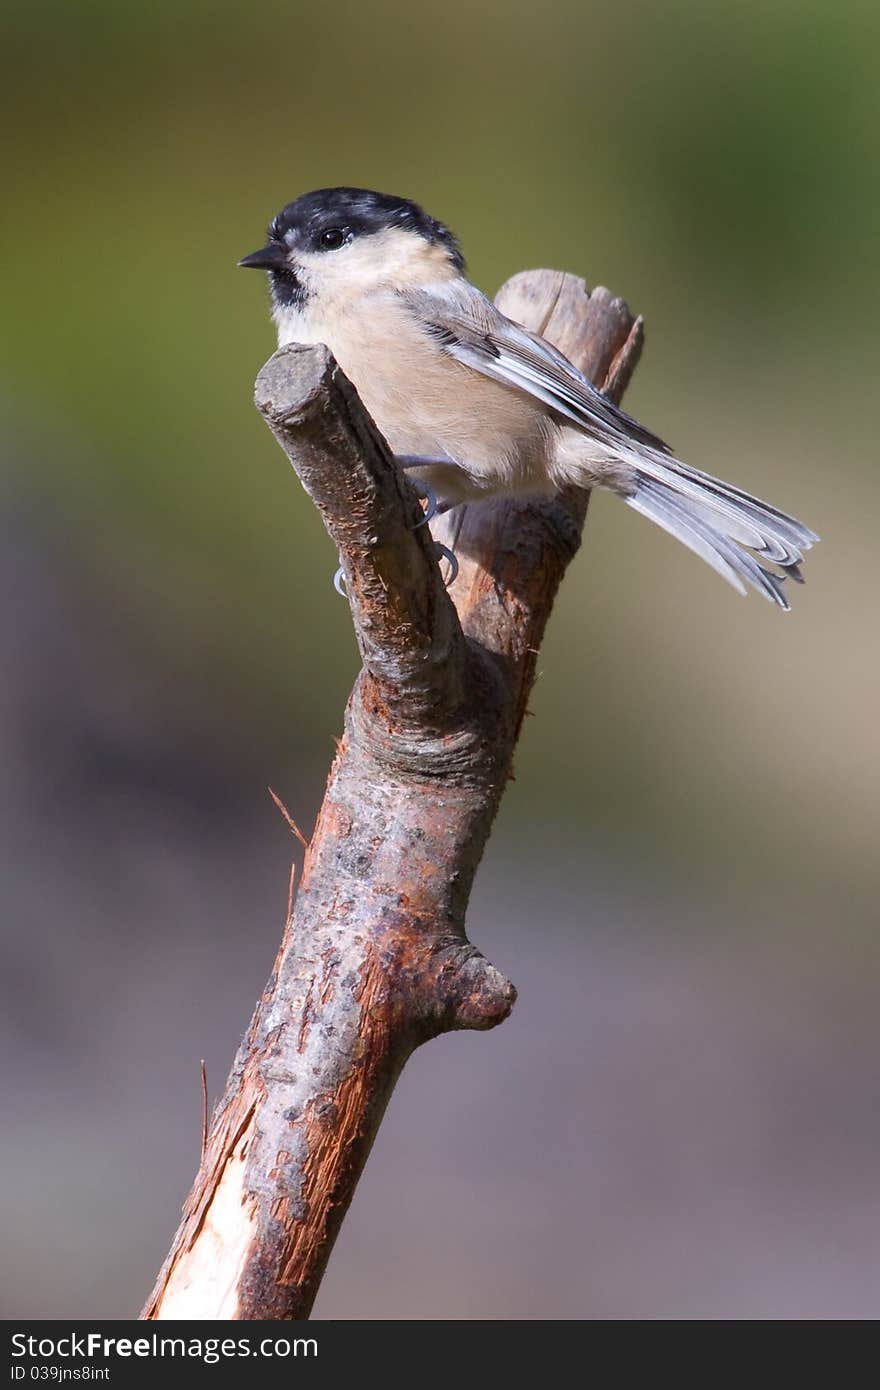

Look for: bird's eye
[318,227,346,250]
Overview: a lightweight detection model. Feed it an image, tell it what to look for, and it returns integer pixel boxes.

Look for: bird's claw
[434,542,459,586]
[332,541,458,597]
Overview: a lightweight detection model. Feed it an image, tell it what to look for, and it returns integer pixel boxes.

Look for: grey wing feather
[415,288,672,454]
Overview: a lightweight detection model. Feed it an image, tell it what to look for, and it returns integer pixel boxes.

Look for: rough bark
[142,269,643,1320]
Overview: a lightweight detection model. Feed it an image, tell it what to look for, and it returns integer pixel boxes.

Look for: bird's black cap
[240,187,464,270]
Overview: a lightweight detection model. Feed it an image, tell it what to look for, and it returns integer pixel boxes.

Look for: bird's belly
[287,308,555,499]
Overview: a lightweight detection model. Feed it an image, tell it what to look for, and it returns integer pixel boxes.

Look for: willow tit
[240,187,817,608]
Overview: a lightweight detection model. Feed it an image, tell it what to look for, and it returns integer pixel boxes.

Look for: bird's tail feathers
[621,448,818,610]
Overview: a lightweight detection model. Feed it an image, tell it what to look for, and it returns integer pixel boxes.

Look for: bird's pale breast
[280,292,556,500]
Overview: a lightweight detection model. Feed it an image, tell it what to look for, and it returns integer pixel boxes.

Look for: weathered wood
[142,269,643,1321]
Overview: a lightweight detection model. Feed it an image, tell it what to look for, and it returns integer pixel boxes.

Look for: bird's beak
[238,243,290,271]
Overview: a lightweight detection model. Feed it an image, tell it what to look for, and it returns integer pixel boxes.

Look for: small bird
[240,187,817,608]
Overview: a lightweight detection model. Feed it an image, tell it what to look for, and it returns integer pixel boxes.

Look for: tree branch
[255,345,469,734]
[142,269,643,1321]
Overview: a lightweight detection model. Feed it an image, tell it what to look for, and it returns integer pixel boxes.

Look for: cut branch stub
[142,270,643,1322]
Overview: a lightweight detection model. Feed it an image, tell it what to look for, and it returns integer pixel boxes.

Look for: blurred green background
[2,0,877,1319]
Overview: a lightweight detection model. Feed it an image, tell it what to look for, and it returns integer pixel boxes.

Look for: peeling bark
[142,270,643,1321]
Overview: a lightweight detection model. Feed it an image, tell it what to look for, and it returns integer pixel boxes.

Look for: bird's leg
[395,457,461,584]
[397,454,458,472]
[397,455,463,527]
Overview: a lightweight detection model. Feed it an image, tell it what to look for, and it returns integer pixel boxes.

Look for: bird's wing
[400,285,818,608]
[403,285,672,455]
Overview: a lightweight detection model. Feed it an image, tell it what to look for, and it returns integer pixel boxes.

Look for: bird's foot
[333,539,458,597]
[333,457,461,595]
[397,455,459,528]
[434,542,459,586]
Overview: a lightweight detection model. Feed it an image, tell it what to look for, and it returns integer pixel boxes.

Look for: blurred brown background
[2,0,877,1319]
